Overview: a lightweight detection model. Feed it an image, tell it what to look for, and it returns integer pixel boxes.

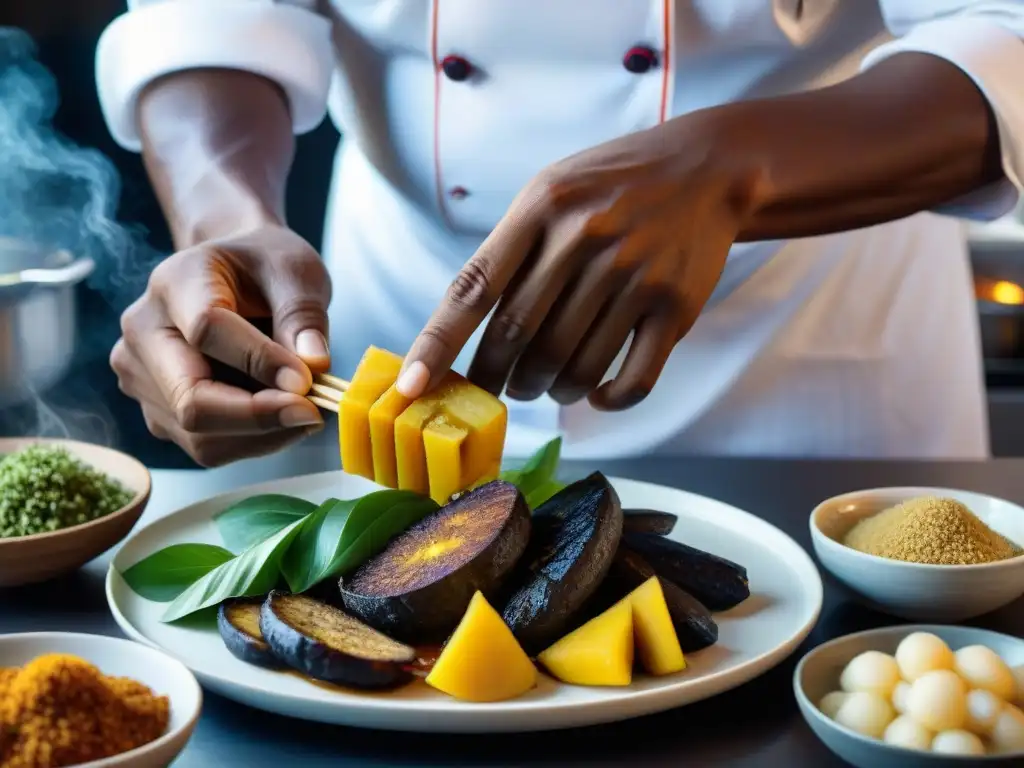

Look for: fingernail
[280,405,322,428]
[396,361,429,398]
[276,367,308,394]
[296,330,329,361]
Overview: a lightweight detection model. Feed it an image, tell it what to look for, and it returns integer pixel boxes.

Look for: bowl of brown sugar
[811,488,1024,622]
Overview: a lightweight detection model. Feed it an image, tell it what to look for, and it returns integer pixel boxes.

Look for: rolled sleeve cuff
[862,16,1024,221]
[96,1,334,151]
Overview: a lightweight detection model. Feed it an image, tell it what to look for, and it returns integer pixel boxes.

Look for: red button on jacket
[441,55,472,81]
[623,46,658,74]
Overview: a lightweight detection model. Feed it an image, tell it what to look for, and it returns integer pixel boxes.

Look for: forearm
[693,53,1004,241]
[138,68,296,249]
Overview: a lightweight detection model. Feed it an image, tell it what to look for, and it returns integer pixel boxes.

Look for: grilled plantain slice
[622,532,749,611]
[501,472,624,655]
[259,591,415,689]
[340,480,530,644]
[622,509,678,536]
[218,598,285,669]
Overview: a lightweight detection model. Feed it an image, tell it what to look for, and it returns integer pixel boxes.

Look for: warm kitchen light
[991,280,1024,305]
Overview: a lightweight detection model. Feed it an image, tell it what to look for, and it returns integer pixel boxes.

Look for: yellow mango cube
[393,371,507,504]
[426,592,537,702]
[367,386,412,489]
[537,600,634,687]
[338,347,403,480]
[627,577,686,676]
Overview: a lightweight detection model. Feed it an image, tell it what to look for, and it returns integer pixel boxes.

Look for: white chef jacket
[95,1,1024,463]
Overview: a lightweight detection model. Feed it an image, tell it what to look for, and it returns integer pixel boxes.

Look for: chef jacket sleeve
[96,1,334,152]
[864,1,1024,220]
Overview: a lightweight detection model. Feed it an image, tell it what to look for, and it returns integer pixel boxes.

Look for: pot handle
[0,256,95,288]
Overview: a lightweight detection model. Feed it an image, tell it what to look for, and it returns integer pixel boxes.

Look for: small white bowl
[0,632,201,767]
[795,624,1024,768]
[810,487,1024,621]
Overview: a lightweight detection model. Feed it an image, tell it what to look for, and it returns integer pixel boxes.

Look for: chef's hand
[110,224,332,467]
[398,120,764,410]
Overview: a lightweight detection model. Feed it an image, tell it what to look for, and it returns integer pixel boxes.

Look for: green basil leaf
[279,498,354,593]
[523,478,566,510]
[281,490,438,594]
[161,515,308,623]
[120,543,235,602]
[213,494,316,552]
[501,437,565,508]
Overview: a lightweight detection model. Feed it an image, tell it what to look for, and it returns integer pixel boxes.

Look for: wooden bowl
[0,438,151,587]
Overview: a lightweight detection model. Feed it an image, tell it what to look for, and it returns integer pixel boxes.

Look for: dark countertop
[2,457,1023,767]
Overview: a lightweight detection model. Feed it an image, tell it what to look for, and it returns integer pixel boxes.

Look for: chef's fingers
[465,227,599,396]
[182,426,320,468]
[259,253,333,374]
[588,311,678,411]
[123,364,322,435]
[123,320,323,434]
[140,402,319,467]
[150,258,313,395]
[398,200,545,399]
[548,271,648,405]
[138,404,170,441]
[505,247,625,400]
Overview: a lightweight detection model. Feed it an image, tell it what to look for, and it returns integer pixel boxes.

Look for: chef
[96,1,1024,468]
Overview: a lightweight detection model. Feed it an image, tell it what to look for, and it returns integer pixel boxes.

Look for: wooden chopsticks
[306,373,349,413]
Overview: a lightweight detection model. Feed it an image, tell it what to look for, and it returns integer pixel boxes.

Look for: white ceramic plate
[106,471,823,733]
[0,632,202,768]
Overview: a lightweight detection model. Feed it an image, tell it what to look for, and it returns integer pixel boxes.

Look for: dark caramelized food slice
[622,532,749,611]
[218,598,285,669]
[588,548,718,652]
[502,472,623,655]
[259,591,415,689]
[622,509,678,536]
[340,480,530,644]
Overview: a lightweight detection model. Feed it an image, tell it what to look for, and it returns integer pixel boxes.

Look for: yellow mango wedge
[426,591,537,702]
[339,347,403,480]
[392,371,507,504]
[537,600,634,687]
[627,577,687,676]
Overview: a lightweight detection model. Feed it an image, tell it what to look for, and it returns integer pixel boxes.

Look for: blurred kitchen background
[2,2,1024,466]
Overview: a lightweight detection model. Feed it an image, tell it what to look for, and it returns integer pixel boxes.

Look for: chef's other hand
[399,120,765,410]
[110,224,332,467]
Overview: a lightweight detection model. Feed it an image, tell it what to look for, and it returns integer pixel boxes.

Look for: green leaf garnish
[161,516,308,623]
[500,437,565,508]
[120,543,235,602]
[123,436,570,613]
[281,491,438,594]
[213,494,316,552]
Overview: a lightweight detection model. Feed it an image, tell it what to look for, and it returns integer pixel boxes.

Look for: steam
[0,27,163,443]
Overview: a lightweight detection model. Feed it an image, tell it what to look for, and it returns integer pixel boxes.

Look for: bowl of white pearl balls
[794,625,1024,766]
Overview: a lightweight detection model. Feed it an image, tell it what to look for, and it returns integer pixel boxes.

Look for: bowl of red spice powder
[810,488,1024,622]
[0,632,201,767]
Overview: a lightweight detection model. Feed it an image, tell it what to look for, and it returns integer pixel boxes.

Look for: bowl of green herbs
[0,438,151,587]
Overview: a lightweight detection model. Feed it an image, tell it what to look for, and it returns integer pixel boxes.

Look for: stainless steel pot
[0,237,95,409]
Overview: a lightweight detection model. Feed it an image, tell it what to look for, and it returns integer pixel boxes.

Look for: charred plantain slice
[622,532,749,611]
[501,472,624,656]
[218,598,285,669]
[340,480,530,644]
[622,509,678,536]
[259,591,415,689]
